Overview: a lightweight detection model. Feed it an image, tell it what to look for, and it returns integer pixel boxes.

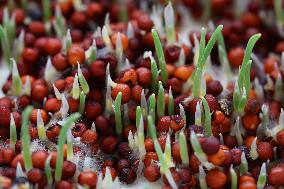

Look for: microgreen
[198,165,207,189]
[144,51,159,93]
[44,57,61,86]
[43,0,51,31]
[136,106,142,130]
[179,104,186,127]
[78,64,90,94]
[230,116,243,145]
[86,39,97,65]
[113,92,123,135]
[127,22,134,39]
[190,131,207,162]
[239,152,248,175]
[67,129,74,161]
[54,6,66,38]
[105,64,113,115]
[195,101,202,126]
[21,106,33,171]
[250,137,258,160]
[157,81,165,118]
[148,93,156,123]
[179,131,189,166]
[44,155,53,186]
[201,97,212,137]
[3,8,16,50]
[23,75,31,96]
[257,163,267,189]
[192,25,223,98]
[275,0,284,37]
[115,32,124,70]
[152,29,168,83]
[168,87,174,116]
[230,165,237,189]
[72,74,80,99]
[137,108,146,159]
[0,26,11,67]
[64,29,72,54]
[79,91,86,115]
[141,89,148,118]
[11,59,22,96]
[37,109,47,140]
[254,78,264,100]
[10,114,17,152]
[21,0,28,12]
[102,26,112,48]
[60,94,69,118]
[53,84,62,100]
[164,2,176,44]
[55,113,81,181]
[274,74,283,101]
[147,115,177,189]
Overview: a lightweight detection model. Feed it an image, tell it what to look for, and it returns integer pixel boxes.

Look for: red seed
[22,48,39,64]
[81,130,98,144]
[144,165,161,182]
[228,47,244,68]
[257,142,273,160]
[67,45,86,65]
[78,171,97,187]
[111,83,131,104]
[90,60,106,78]
[101,136,119,154]
[52,53,68,71]
[44,98,61,113]
[62,160,76,180]
[0,107,11,127]
[206,169,227,188]
[31,84,48,102]
[45,38,62,56]
[32,150,48,169]
[27,168,43,183]
[269,165,284,185]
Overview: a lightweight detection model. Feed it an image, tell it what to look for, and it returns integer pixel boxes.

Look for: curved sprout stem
[239,152,248,175]
[257,163,267,189]
[113,92,123,135]
[149,93,156,123]
[201,97,212,137]
[179,131,189,166]
[55,113,81,181]
[79,91,86,114]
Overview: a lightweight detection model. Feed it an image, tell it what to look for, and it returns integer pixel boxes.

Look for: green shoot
[239,152,248,175]
[164,2,176,44]
[136,106,142,129]
[179,104,186,128]
[78,64,90,94]
[195,102,202,126]
[72,74,80,99]
[199,165,207,189]
[37,109,47,140]
[43,0,51,24]
[275,0,284,36]
[54,6,66,38]
[157,81,165,118]
[274,74,283,101]
[152,29,168,83]
[164,134,172,165]
[144,52,158,93]
[230,165,237,189]
[79,91,86,114]
[148,93,156,123]
[44,155,53,186]
[0,26,11,67]
[10,114,17,152]
[21,106,33,171]
[147,115,177,189]
[55,113,81,181]
[192,25,223,97]
[66,129,74,161]
[102,26,112,48]
[11,59,22,96]
[141,89,148,118]
[86,39,97,65]
[190,131,207,162]
[168,87,174,116]
[115,32,123,70]
[113,92,123,135]
[250,137,258,160]
[230,117,243,146]
[201,97,212,137]
[179,131,189,166]
[257,163,267,189]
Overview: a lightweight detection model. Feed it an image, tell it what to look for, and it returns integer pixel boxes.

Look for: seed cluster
[0,0,284,189]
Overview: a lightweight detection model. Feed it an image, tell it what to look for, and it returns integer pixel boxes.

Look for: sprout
[0,26,11,67]
[274,0,284,37]
[179,131,189,166]
[195,101,202,126]
[55,113,81,181]
[168,87,174,116]
[274,73,283,101]
[257,104,269,138]
[201,97,212,137]
[250,137,258,160]
[144,51,159,92]
[177,48,185,66]
[79,91,86,115]
[152,29,168,83]
[239,152,248,175]
[16,162,26,178]
[137,111,146,159]
[60,94,69,118]
[44,155,53,186]
[44,57,61,86]
[157,81,165,118]
[257,163,267,189]
[16,30,25,59]
[43,0,51,28]
[63,29,72,54]
[230,116,243,146]
[164,2,175,44]
[11,59,22,96]
[72,74,80,99]
[3,8,16,51]
[21,0,28,11]
[102,26,112,48]
[147,115,177,189]
[198,165,208,189]
[115,32,123,70]
[179,104,186,127]
[230,165,237,189]
[66,129,74,161]
[164,134,173,165]
[127,22,134,39]
[86,39,97,64]
[53,84,62,100]
[37,109,47,140]
[190,131,207,162]
[21,106,33,172]
[54,6,66,38]
[105,64,113,115]
[97,167,121,189]
[148,93,156,123]
[77,64,90,94]
[23,75,31,96]
[112,92,123,135]
[254,78,264,100]
[10,114,17,152]
[141,89,148,118]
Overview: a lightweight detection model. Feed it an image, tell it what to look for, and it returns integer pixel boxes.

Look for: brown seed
[84,102,102,120]
[55,180,73,189]
[52,53,68,71]
[111,83,131,104]
[144,165,161,182]
[257,142,273,160]
[31,84,48,102]
[22,48,39,64]
[31,150,48,169]
[277,130,284,146]
[78,171,97,187]
[81,130,98,144]
[206,169,227,188]
[62,161,76,180]
[119,168,137,184]
[90,60,106,78]
[0,107,11,127]
[144,152,158,167]
[30,109,49,124]
[101,136,119,154]
[269,165,284,185]
[137,14,153,31]
[27,168,43,183]
[45,38,62,56]
[44,98,61,113]
[228,47,245,68]
[201,136,220,155]
[67,45,85,65]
